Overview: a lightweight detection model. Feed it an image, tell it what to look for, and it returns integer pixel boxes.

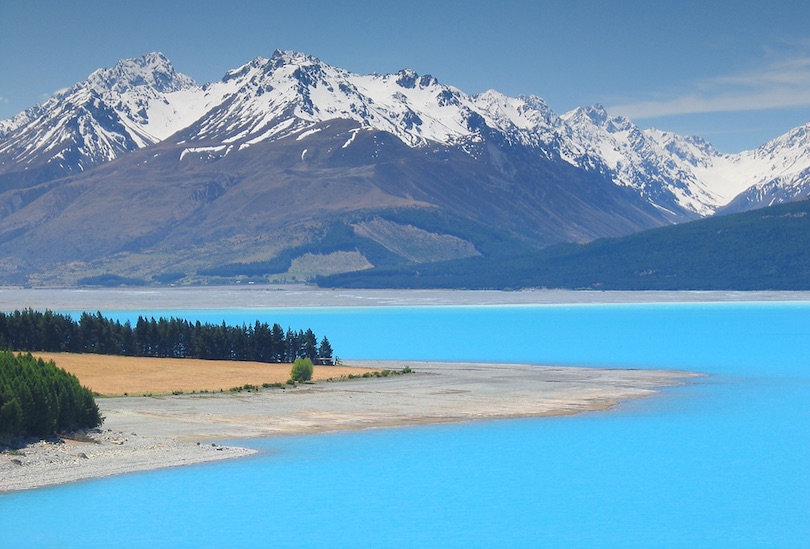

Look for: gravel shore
[0,360,699,493]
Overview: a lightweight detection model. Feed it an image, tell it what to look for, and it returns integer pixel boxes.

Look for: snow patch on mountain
[179,145,227,161]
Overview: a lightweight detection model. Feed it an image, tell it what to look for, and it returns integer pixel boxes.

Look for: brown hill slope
[0,120,668,285]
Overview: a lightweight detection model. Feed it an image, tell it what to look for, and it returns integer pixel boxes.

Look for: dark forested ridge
[0,351,102,437]
[318,198,810,290]
[0,310,334,364]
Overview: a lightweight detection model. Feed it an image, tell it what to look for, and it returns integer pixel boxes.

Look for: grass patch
[229,383,261,393]
[327,366,415,382]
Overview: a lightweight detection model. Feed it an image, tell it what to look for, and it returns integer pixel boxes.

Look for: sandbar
[0,360,699,493]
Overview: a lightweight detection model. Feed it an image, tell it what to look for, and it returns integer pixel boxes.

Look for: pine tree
[318,337,333,359]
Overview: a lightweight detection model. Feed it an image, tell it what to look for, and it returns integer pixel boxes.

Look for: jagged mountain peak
[755,120,810,156]
[269,49,322,65]
[563,104,634,133]
[578,104,610,126]
[469,90,559,140]
[393,68,438,89]
[558,105,725,217]
[222,50,327,81]
[644,129,721,165]
[563,104,605,124]
[714,121,810,211]
[221,56,268,81]
[0,52,203,181]
[85,52,197,95]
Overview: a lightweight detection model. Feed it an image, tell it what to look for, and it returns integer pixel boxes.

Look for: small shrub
[290,358,314,382]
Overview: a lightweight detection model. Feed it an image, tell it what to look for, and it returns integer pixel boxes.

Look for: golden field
[32,352,380,396]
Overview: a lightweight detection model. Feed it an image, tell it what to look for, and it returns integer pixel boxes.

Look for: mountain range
[1,51,808,286]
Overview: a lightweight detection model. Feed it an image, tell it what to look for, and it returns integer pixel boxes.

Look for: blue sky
[2,0,809,152]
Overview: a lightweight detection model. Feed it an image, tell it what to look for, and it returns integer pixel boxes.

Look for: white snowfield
[2,50,809,218]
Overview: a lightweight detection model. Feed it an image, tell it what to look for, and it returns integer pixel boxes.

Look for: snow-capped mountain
[644,121,810,214]
[0,52,202,183]
[712,122,810,213]
[558,106,810,218]
[3,50,809,218]
[1,50,809,286]
[558,106,718,219]
[169,50,562,157]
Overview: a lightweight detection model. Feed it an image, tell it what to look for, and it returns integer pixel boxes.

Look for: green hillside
[318,199,810,290]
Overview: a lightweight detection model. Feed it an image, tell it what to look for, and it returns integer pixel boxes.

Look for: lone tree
[290,357,314,382]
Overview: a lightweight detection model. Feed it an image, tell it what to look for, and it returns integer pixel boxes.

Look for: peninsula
[1,358,697,493]
[0,286,711,493]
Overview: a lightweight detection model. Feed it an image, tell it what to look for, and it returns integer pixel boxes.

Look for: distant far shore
[0,360,700,493]
[1,284,809,312]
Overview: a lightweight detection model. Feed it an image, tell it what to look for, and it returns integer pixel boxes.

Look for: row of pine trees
[0,351,102,437]
[0,309,334,364]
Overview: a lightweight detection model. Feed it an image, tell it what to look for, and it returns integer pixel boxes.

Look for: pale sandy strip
[1,286,808,312]
[0,360,700,493]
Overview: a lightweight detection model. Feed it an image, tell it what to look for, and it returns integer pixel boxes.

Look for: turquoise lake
[1,302,808,547]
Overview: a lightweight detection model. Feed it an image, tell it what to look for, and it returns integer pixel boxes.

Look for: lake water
[1,302,808,547]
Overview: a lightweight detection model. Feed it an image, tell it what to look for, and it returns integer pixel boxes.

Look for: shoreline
[1,285,809,312]
[0,360,700,494]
